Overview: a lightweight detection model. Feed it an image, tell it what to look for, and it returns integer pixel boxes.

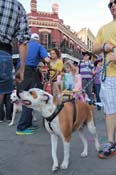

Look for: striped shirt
[79,60,94,79]
[0,0,30,45]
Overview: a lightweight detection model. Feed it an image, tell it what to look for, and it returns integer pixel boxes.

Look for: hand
[108,52,116,63]
[92,70,96,75]
[103,43,114,53]
[15,67,24,83]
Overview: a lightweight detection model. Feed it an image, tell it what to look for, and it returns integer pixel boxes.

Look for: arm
[15,4,30,83]
[92,43,114,55]
[15,43,28,83]
[92,27,114,54]
[44,57,50,63]
[92,43,104,55]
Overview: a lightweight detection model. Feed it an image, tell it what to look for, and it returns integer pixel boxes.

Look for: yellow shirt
[95,20,116,76]
[50,59,63,80]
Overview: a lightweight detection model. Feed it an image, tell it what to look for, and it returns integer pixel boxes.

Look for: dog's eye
[29,91,33,95]
[29,91,37,99]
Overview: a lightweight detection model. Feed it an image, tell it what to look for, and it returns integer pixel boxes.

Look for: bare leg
[105,114,116,143]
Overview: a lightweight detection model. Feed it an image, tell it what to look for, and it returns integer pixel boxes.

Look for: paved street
[0,109,116,175]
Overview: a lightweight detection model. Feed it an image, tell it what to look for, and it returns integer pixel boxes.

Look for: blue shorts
[0,50,13,94]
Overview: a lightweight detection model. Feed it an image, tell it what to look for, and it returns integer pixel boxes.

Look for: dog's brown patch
[31,91,38,99]
[57,100,94,142]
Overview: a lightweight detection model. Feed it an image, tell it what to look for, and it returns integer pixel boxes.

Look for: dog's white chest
[42,105,62,136]
[44,117,62,136]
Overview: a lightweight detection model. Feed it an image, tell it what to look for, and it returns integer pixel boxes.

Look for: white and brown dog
[19,88,100,171]
[10,90,37,126]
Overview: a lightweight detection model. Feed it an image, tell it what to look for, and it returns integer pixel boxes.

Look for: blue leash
[83,49,114,92]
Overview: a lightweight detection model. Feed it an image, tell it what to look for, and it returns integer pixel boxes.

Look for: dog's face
[10,90,19,103]
[19,88,53,111]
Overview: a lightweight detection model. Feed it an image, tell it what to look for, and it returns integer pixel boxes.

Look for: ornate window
[40,32,51,50]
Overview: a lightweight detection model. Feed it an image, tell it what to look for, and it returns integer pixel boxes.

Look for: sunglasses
[108,0,116,9]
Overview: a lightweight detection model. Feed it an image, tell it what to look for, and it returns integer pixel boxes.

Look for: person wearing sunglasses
[92,0,116,159]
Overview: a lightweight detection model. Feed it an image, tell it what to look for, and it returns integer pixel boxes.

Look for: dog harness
[45,98,76,132]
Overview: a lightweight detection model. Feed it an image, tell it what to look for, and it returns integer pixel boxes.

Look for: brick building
[27,0,89,62]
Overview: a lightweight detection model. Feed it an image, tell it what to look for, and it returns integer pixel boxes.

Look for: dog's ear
[42,93,49,104]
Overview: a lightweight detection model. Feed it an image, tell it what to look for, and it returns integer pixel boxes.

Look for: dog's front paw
[81,151,88,157]
[8,122,13,126]
[60,161,69,170]
[52,164,59,172]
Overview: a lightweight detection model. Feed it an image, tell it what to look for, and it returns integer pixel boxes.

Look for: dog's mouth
[21,100,31,106]
[11,99,19,104]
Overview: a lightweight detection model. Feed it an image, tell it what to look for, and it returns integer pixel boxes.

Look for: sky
[18,0,112,36]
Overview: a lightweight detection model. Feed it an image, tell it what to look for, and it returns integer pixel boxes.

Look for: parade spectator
[92,0,116,158]
[79,51,94,102]
[49,48,63,96]
[62,61,84,101]
[93,56,103,110]
[36,61,45,89]
[0,0,30,121]
[16,33,50,135]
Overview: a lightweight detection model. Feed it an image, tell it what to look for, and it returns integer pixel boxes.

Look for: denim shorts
[0,50,13,94]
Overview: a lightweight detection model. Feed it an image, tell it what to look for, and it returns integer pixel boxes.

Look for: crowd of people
[0,0,116,161]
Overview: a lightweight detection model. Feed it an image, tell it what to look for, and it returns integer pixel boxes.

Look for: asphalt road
[0,109,116,175]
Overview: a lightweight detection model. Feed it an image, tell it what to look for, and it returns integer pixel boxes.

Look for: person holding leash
[92,0,116,158]
[0,0,30,122]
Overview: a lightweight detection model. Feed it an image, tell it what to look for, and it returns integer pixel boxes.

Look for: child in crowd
[62,61,85,101]
[93,56,103,110]
[49,48,63,96]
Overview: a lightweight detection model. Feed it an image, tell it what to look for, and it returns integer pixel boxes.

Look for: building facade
[28,0,89,62]
[77,28,95,52]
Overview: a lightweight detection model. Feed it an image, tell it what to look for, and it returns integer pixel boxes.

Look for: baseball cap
[31,33,39,40]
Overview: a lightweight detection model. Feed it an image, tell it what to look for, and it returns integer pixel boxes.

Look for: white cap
[31,33,39,40]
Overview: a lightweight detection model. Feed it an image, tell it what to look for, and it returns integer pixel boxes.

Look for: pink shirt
[74,74,82,91]
[73,74,85,102]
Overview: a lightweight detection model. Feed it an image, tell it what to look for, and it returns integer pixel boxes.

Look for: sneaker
[112,142,116,155]
[28,125,39,131]
[16,129,34,135]
[98,142,116,159]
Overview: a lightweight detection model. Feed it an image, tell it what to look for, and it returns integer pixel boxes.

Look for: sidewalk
[0,110,116,175]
